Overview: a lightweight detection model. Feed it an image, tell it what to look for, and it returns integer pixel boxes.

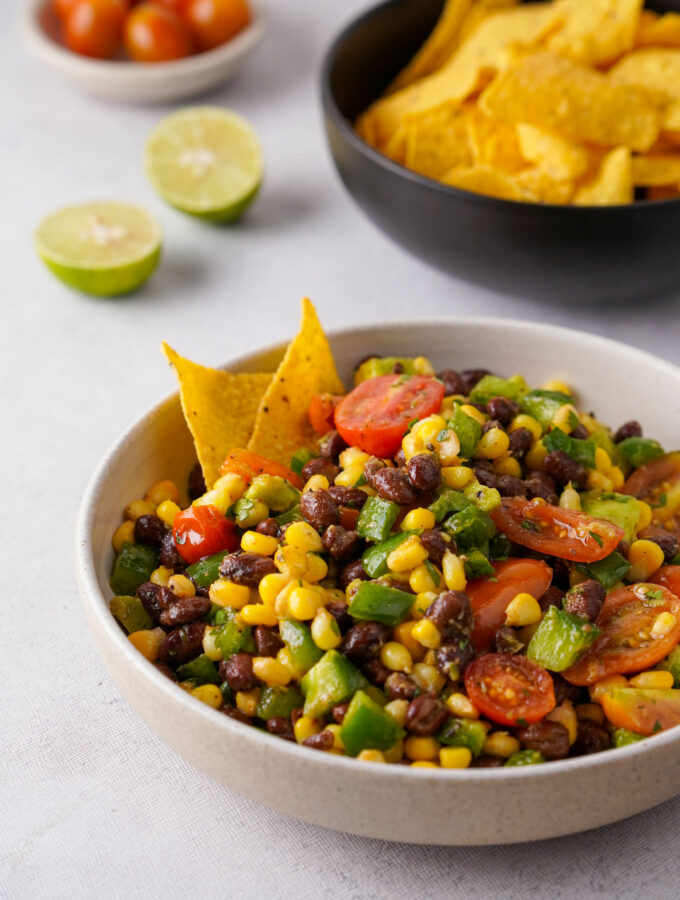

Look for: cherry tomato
[601,687,680,736]
[218,448,303,490]
[490,497,623,564]
[182,0,252,51]
[64,0,127,58]
[124,2,194,62]
[53,0,79,20]
[563,583,680,685]
[335,374,445,458]
[651,565,680,598]
[622,452,680,532]
[173,503,239,564]
[308,393,342,436]
[464,654,556,726]
[467,558,553,652]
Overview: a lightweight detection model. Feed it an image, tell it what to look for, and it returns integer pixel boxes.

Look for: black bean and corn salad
[109,356,680,769]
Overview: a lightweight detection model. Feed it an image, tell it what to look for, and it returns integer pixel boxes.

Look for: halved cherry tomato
[490,497,623,563]
[173,503,239,564]
[464,654,556,726]
[563,583,680,685]
[467,558,553,652]
[183,0,252,51]
[651,565,680,598]
[124,2,194,61]
[334,374,445,458]
[308,393,342,436]
[218,448,303,490]
[65,0,127,58]
[622,452,680,532]
[53,0,80,20]
[601,687,680,736]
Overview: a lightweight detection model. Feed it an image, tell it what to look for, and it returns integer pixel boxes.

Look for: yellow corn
[252,657,291,686]
[441,465,473,489]
[542,379,572,395]
[168,574,196,599]
[304,553,328,583]
[509,414,542,441]
[259,573,291,605]
[414,591,437,618]
[150,565,173,586]
[275,545,308,579]
[202,627,222,661]
[409,563,442,594]
[213,473,248,502]
[575,703,605,725]
[384,699,409,727]
[357,749,386,763]
[411,761,439,768]
[404,735,441,761]
[475,428,510,460]
[128,628,164,662]
[393,621,425,661]
[546,701,578,744]
[439,747,473,769]
[586,471,614,492]
[628,540,665,581]
[125,499,156,521]
[311,607,341,650]
[594,447,612,473]
[525,439,548,470]
[609,466,625,490]
[552,403,578,434]
[413,355,435,375]
[334,463,366,487]
[193,487,231,515]
[276,646,299,678]
[411,618,442,650]
[460,404,486,426]
[504,592,542,627]
[380,642,413,673]
[235,690,260,717]
[629,670,674,690]
[325,723,345,752]
[435,430,461,466]
[401,432,422,461]
[294,715,322,743]
[387,535,428,573]
[191,684,223,708]
[284,521,324,553]
[209,579,251,610]
[412,662,445,693]
[384,740,405,763]
[590,674,628,703]
[493,456,522,479]
[483,732,519,759]
[240,531,279,556]
[344,578,364,601]
[442,551,467,591]
[156,499,181,527]
[145,479,180,507]
[239,603,278,626]
[651,611,677,639]
[414,415,448,445]
[579,412,600,434]
[637,500,653,531]
[446,693,479,719]
[559,484,581,511]
[237,499,269,528]
[401,507,436,532]
[304,474,329,493]
[112,520,136,552]
[339,447,370,469]
[288,586,323,621]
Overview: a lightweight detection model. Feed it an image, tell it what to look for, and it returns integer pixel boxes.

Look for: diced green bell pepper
[257,685,305,720]
[110,595,153,633]
[661,646,680,687]
[301,650,368,718]
[469,374,528,405]
[489,533,512,560]
[520,389,572,431]
[449,406,482,459]
[340,690,405,756]
[429,488,471,523]
[176,653,221,685]
[526,605,600,671]
[110,542,159,596]
[357,496,400,542]
[186,550,227,588]
[618,437,665,468]
[348,581,414,626]
[280,618,324,673]
[462,548,496,579]
[612,728,645,748]
[505,749,545,766]
[275,505,303,526]
[542,428,596,469]
[575,551,631,590]
[354,357,427,385]
[245,475,300,512]
[361,531,418,579]
[437,717,488,756]
[290,448,316,477]
[580,491,640,542]
[211,611,252,660]
[443,505,496,548]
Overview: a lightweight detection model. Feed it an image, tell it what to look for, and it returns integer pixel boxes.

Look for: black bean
[362,659,390,686]
[486,396,520,426]
[615,420,642,443]
[220,652,256,692]
[219,552,276,587]
[326,600,352,633]
[516,721,570,760]
[482,418,505,435]
[470,755,505,768]
[341,621,388,663]
[394,448,407,467]
[319,430,347,462]
[159,531,184,569]
[539,585,565,612]
[371,467,418,505]
[497,475,527,498]
[461,368,491,392]
[301,457,340,484]
[525,471,558,504]
[508,427,533,460]
[322,524,363,562]
[364,457,387,488]
[339,559,368,590]
[385,672,419,701]
[572,720,611,755]
[570,425,589,440]
[254,626,284,657]
[154,661,177,681]
[134,514,166,548]
[545,556,570,590]
[159,596,211,627]
[327,485,368,509]
[255,517,281,537]
[640,527,679,563]
[266,717,295,741]
[552,674,583,707]
[435,638,476,679]
[474,465,498,489]
[331,703,350,724]
[426,590,474,637]
[564,580,605,622]
[543,450,588,489]
[137,581,174,623]
[159,623,206,665]
[188,462,206,501]
[303,731,334,751]
[300,488,339,531]
[493,626,525,654]
[405,694,448,736]
[407,454,442,492]
[221,705,252,726]
[438,370,467,396]
[420,528,452,567]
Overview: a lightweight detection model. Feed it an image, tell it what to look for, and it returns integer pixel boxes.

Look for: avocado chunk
[580,491,640,542]
[520,389,572,431]
[437,717,488,756]
[354,356,432,385]
[526,605,600,671]
[661,646,680,687]
[245,475,300,512]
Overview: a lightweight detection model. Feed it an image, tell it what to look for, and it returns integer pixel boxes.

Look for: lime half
[35,202,162,297]
[144,107,263,222]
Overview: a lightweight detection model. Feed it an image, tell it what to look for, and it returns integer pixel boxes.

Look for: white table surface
[3,1,680,896]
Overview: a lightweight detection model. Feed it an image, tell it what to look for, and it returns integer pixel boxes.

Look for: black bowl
[321,0,680,304]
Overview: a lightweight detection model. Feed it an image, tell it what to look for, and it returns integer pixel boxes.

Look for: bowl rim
[76,315,680,785]
[320,0,680,214]
[20,0,265,83]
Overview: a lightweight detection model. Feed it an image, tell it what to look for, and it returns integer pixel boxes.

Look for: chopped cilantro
[521,520,541,532]
[653,720,663,734]
[589,531,604,547]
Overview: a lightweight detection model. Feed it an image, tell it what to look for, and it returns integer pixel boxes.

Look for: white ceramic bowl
[76,318,680,845]
[20,0,264,104]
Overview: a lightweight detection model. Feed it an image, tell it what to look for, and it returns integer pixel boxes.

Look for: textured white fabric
[3,0,680,895]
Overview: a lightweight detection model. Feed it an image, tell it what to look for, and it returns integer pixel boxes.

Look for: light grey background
[2,1,680,897]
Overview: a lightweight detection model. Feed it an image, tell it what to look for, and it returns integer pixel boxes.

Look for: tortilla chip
[574,146,633,205]
[466,108,525,172]
[481,51,661,152]
[163,344,272,490]
[610,49,680,132]
[514,167,575,204]
[247,299,345,466]
[441,165,529,201]
[635,11,680,48]
[631,154,680,185]
[547,0,642,67]
[516,123,588,179]
[647,185,680,200]
[383,124,408,165]
[404,101,473,177]
[458,0,519,45]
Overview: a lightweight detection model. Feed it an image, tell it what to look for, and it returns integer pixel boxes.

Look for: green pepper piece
[361,531,419,578]
[612,728,645,748]
[291,448,316,477]
[462,548,496,579]
[256,685,305,720]
[449,406,482,459]
[301,650,369,718]
[357,496,400,542]
[437,717,488,756]
[660,646,680,687]
[245,475,300,512]
[489,533,512,560]
[580,491,640,542]
[176,653,221,685]
[429,488,471,523]
[575,550,631,590]
[339,690,406,756]
[280,618,324,672]
[110,542,160,596]
[443,505,496,548]
[275,505,303,526]
[543,428,596,469]
[110,595,153,633]
[505,749,545,766]
[520,389,572,431]
[618,437,665,468]
[354,356,427,385]
[526,605,601,671]
[186,550,227,588]
[587,427,625,470]
[211,612,252,660]
[348,581,414,626]
[469,374,528,405]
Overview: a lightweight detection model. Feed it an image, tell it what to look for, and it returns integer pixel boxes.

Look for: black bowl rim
[320,0,680,214]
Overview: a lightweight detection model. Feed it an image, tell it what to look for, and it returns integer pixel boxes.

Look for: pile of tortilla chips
[357,0,680,205]
[164,299,345,489]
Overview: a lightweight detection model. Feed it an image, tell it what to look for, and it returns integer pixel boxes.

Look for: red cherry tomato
[335,374,445,458]
[218,448,303,490]
[622,452,680,532]
[124,2,193,62]
[53,0,79,20]
[183,0,252,51]
[651,565,680,598]
[563,583,680,686]
[173,503,239,564]
[490,497,623,563]
[308,393,342,436]
[64,0,127,58]
[464,654,556,726]
[467,558,553,652]
[601,687,680,736]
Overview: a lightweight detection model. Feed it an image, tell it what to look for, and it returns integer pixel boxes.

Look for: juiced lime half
[144,107,263,222]
[35,202,162,297]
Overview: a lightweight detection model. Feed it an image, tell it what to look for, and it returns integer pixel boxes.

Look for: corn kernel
[412,662,445,693]
[150,565,173,586]
[413,355,435,376]
[559,484,581,511]
[401,432,422,461]
[276,646,299,677]
[442,551,467,592]
[384,739,404,763]
[439,747,473,769]
[415,415,448,445]
[275,545,308,579]
[460,404,486,426]
[311,607,342,650]
[380,641,413,673]
[586,471,613,492]
[412,618,442,650]
[552,403,578,434]
[357,749,386,763]
[384,699,409,727]
[651,611,677,639]
[284,521,324,553]
[595,447,612,474]
[590,674,628,703]
[404,736,440,761]
[345,578,363,601]
[387,535,428,573]
[546,701,578,744]
[112,520,136,552]
[289,586,323,621]
[401,507,436,532]
[210,578,250,610]
[575,703,605,725]
[334,463,366,487]
[256,574,289,606]
[155,499,181,528]
[339,447,370,469]
[609,466,625,490]
[629,670,674,690]
[168,574,196,599]
[128,628,164,662]
[541,379,572,395]
[483,732,519,759]
[145,479,180,507]
[125,499,156,521]
[409,563,441,595]
[294,715,322,743]
[191,684,223,708]
[235,690,259,717]
[446,693,479,719]
[628,539,665,581]
[475,428,510,460]
[413,591,438,618]
[325,723,345,751]
[193,486,232,515]
[239,603,278,626]
[241,531,280,556]
[441,465,473,489]
[493,455,522,479]
[303,474,329,493]
[411,761,439,768]
[212,473,248,502]
[304,553,328,583]
[202,627,222,661]
[505,592,542,627]
[509,414,542,442]
[579,412,600,434]
[252,657,291,686]
[236,499,269,528]
[393,621,425,661]
[637,501,653,531]
[525,439,548,470]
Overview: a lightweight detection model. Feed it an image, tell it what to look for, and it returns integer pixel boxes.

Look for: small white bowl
[20,0,264,104]
[76,318,680,845]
